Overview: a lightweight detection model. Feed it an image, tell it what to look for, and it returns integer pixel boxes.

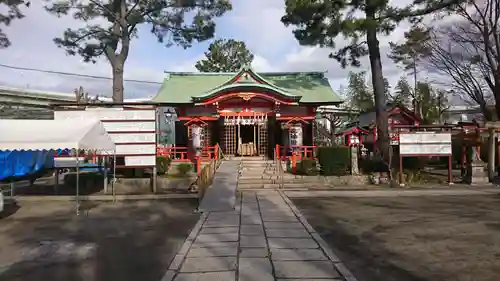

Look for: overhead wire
[0,63,163,85]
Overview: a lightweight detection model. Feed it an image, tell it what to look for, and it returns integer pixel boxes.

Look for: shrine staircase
[236,157,327,189]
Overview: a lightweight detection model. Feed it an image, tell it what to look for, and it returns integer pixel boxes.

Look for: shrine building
[152,66,342,159]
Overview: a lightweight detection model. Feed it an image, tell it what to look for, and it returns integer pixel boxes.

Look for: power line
[0,63,163,85]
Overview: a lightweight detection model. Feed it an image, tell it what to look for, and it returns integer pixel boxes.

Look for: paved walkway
[198,161,239,212]
[163,190,356,281]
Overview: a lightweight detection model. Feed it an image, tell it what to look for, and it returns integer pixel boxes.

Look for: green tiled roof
[152,66,342,104]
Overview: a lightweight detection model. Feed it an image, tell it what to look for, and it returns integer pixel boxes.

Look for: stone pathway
[198,161,239,212]
[163,190,356,281]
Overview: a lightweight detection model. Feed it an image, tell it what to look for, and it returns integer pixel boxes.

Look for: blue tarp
[0,150,55,181]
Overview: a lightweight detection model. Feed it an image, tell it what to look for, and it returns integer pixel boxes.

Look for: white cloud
[0,0,440,99]
[251,55,279,72]
[0,1,170,97]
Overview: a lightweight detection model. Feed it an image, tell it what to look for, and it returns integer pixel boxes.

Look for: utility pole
[438,91,442,124]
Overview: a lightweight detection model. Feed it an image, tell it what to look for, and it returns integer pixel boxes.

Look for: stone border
[5,194,198,202]
[284,188,500,198]
[278,190,359,281]
[161,212,209,281]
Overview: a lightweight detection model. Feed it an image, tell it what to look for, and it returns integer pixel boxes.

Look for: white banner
[399,132,451,144]
[399,132,452,155]
[55,107,157,166]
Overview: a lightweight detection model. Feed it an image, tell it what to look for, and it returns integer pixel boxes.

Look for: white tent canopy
[0,119,115,153]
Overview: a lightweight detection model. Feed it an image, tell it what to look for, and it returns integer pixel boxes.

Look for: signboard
[399,132,452,155]
[55,107,157,167]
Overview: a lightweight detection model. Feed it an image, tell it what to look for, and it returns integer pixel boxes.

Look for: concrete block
[270,249,328,261]
[191,241,238,248]
[268,238,319,249]
[180,257,237,272]
[204,216,240,227]
[239,247,269,258]
[264,222,304,229]
[161,270,176,281]
[274,261,341,279]
[187,247,238,258]
[168,254,185,270]
[240,235,267,247]
[195,233,239,243]
[266,228,310,238]
[240,225,265,236]
[200,227,239,234]
[238,258,274,281]
[276,279,341,281]
[241,215,262,225]
[174,271,235,281]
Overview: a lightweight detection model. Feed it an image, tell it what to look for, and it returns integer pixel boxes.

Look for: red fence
[157,146,219,162]
[275,145,317,161]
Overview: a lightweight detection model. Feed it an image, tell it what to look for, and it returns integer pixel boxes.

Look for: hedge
[156,156,171,175]
[177,163,193,175]
[316,146,350,176]
[296,159,318,176]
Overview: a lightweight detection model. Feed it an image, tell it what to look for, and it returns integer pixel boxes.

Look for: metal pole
[438,92,442,124]
[103,156,108,194]
[76,149,80,216]
[113,152,116,202]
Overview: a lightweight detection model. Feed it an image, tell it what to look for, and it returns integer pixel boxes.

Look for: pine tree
[389,26,432,117]
[281,0,461,171]
[195,39,254,72]
[346,71,374,112]
[0,1,30,48]
[45,0,232,102]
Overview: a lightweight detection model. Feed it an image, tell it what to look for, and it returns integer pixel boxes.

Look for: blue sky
[0,0,415,99]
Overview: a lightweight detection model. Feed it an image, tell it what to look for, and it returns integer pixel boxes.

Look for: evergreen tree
[45,0,232,102]
[346,71,374,112]
[416,81,448,124]
[389,26,432,117]
[281,0,462,171]
[195,39,254,72]
[392,76,413,106]
[0,1,30,48]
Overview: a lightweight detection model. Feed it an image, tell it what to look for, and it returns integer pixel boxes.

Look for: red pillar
[312,120,315,147]
[196,156,201,175]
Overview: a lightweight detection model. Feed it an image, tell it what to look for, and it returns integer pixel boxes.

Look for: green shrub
[316,146,350,176]
[296,159,318,176]
[360,158,386,174]
[156,156,171,175]
[177,163,193,175]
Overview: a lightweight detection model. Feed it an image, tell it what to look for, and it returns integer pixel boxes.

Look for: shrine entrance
[238,125,256,156]
[222,114,268,157]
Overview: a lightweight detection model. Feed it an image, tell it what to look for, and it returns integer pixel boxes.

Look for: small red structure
[354,104,422,150]
[335,125,369,147]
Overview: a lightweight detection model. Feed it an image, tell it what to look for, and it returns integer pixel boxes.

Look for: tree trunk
[494,82,500,121]
[112,62,125,102]
[481,103,493,121]
[366,11,390,172]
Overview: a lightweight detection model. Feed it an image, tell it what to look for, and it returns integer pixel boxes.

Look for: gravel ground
[0,199,200,281]
[293,195,500,281]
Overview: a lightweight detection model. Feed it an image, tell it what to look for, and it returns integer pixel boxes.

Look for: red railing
[157,146,189,162]
[157,146,220,162]
[275,145,318,174]
[275,145,317,161]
